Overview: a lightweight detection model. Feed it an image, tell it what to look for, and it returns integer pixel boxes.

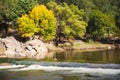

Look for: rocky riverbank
[0,36,117,60]
[46,40,116,52]
[0,36,48,59]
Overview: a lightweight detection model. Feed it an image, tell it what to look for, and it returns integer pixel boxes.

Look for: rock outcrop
[0,36,48,59]
[24,39,48,59]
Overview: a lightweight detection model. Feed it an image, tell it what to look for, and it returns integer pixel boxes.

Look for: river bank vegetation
[0,0,120,48]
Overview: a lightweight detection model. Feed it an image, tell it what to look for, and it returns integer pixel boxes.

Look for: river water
[0,49,120,80]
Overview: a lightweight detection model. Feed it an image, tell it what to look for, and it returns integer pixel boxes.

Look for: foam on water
[4,64,120,75]
[0,65,25,69]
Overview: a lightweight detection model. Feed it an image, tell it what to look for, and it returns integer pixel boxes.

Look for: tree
[17,0,38,16]
[17,5,57,41]
[47,1,87,45]
[0,0,18,22]
[0,0,38,22]
[29,5,57,41]
[92,0,118,16]
[17,14,38,38]
[87,10,117,39]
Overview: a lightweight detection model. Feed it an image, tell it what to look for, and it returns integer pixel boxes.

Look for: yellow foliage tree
[29,5,57,40]
[17,14,39,38]
[17,5,57,40]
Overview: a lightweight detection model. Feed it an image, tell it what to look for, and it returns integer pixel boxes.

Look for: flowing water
[0,49,120,80]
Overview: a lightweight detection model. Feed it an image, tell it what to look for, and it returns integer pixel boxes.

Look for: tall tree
[47,1,87,45]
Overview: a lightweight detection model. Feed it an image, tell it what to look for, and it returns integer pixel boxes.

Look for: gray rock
[30,49,37,56]
[25,45,33,51]
[4,50,16,58]
[25,39,48,59]
[0,37,48,59]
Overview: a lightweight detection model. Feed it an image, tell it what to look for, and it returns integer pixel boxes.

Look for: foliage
[0,0,38,22]
[17,14,38,37]
[29,5,57,40]
[87,10,117,39]
[16,0,38,17]
[47,1,87,42]
[0,0,18,21]
[1,0,120,41]
[17,5,57,40]
[115,9,120,28]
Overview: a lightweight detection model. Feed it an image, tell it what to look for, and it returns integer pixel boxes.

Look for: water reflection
[50,49,120,63]
[0,49,120,80]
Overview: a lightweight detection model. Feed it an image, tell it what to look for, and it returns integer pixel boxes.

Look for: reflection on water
[50,49,120,63]
[0,49,120,80]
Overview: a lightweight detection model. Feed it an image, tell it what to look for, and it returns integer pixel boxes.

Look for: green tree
[0,0,38,22]
[93,0,118,16]
[87,10,117,39]
[47,1,87,45]
[0,0,18,21]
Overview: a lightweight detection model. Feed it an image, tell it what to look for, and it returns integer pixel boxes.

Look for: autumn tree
[29,5,57,41]
[17,5,57,41]
[17,14,38,38]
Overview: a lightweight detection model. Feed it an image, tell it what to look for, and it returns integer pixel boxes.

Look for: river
[0,49,120,80]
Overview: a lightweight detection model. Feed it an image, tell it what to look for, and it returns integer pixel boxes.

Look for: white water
[0,65,25,69]
[1,64,120,75]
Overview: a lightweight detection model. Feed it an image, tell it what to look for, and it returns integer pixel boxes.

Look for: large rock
[0,37,22,58]
[24,40,48,59]
[0,36,48,59]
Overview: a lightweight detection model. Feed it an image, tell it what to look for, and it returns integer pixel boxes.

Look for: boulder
[4,50,16,58]
[0,36,48,59]
[24,39,48,59]
[0,36,22,58]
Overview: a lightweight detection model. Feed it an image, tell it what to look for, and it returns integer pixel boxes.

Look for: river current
[0,49,120,80]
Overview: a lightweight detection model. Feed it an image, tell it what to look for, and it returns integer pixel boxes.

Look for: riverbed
[0,49,120,80]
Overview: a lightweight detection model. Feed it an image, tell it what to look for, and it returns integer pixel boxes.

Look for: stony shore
[0,36,118,59]
[45,40,116,52]
[0,36,48,59]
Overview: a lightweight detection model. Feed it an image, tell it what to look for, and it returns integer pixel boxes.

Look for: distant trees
[0,0,120,42]
[17,5,57,41]
[87,10,117,39]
